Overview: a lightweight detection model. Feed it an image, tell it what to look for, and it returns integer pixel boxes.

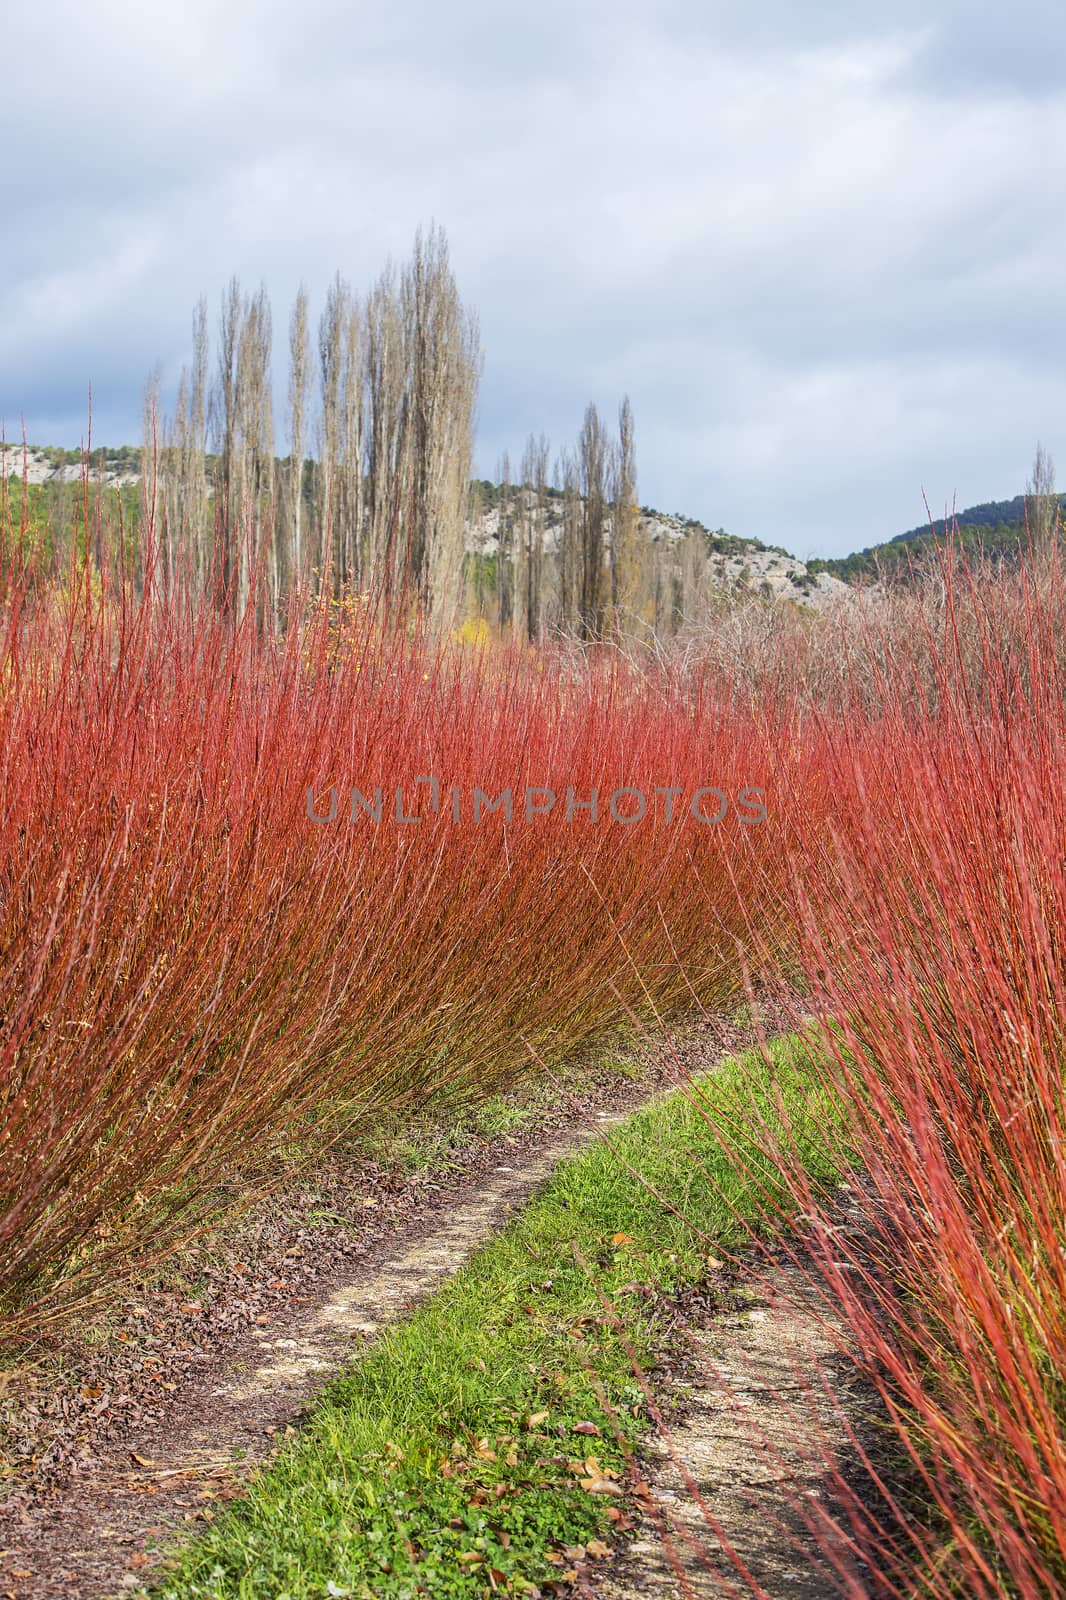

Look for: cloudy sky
[2,1,1065,558]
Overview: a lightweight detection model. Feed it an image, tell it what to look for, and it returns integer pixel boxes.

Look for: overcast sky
[2,1,1065,558]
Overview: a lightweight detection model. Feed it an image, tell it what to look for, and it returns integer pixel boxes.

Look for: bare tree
[212,276,243,610]
[680,525,709,623]
[156,298,209,599]
[339,292,364,591]
[363,261,409,609]
[159,367,186,594]
[609,396,642,636]
[468,479,491,617]
[316,273,348,596]
[359,228,481,624]
[402,223,481,626]
[205,278,274,618]
[1025,441,1058,545]
[183,297,210,592]
[190,298,209,577]
[312,273,365,598]
[652,534,670,637]
[578,402,609,641]
[512,465,528,645]
[235,284,274,619]
[155,223,478,626]
[519,433,549,641]
[141,363,163,596]
[557,447,580,634]
[285,285,312,595]
[497,451,513,632]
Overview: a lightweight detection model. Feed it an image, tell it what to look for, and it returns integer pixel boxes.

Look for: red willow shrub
[723,545,1066,1596]
[0,562,804,1336]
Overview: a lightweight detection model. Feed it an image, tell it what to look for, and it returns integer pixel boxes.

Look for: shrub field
[2,510,1065,1596]
[0,554,807,1332]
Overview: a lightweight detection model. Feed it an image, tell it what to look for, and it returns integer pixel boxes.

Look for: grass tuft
[148,1036,843,1599]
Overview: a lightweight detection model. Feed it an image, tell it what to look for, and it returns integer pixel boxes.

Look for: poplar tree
[285,285,312,595]
[1026,442,1058,546]
[578,402,608,641]
[609,395,641,636]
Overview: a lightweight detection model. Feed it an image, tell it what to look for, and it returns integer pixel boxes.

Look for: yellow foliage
[451,616,491,648]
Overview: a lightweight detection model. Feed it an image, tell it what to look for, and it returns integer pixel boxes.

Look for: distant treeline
[0,443,142,474]
[2,431,808,639]
[7,418,1061,610]
[808,488,1062,584]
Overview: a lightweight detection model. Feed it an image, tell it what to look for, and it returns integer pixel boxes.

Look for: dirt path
[596,1262,872,1600]
[2,1005,860,1600]
[0,1058,682,1599]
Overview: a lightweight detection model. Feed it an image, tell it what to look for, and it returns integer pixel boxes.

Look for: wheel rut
[1,1093,651,1599]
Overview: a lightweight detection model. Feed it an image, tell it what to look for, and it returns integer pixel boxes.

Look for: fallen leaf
[526,1411,550,1429]
[586,1538,611,1558]
[457,1551,484,1565]
[572,1421,601,1436]
[130,1452,158,1467]
[610,1232,634,1247]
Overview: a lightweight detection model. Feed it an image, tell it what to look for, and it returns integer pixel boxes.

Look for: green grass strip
[150,1034,845,1600]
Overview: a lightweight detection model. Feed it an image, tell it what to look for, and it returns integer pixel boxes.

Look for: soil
[0,1010,765,1599]
[592,1261,873,1600]
[588,1172,907,1600]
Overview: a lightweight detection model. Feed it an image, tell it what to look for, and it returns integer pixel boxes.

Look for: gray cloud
[2,2,1064,556]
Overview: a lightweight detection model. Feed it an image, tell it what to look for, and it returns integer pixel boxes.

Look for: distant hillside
[891,495,1033,544]
[808,493,1058,585]
[4,447,851,608]
[5,445,1055,599]
[468,479,848,606]
[0,442,142,485]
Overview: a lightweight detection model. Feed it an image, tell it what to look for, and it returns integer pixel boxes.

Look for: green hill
[808,494,1059,584]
